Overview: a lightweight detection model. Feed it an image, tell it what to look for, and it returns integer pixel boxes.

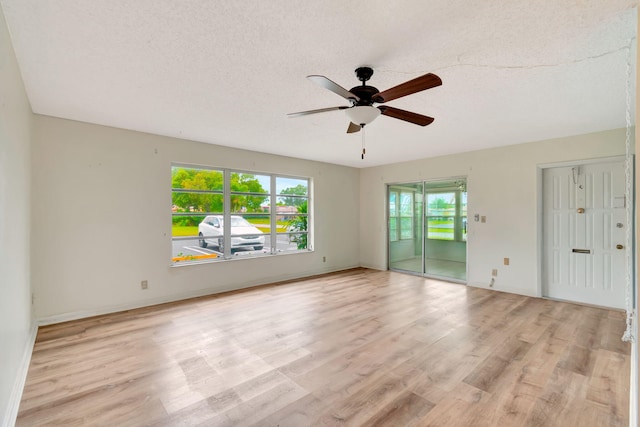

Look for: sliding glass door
[423,180,467,281]
[388,183,423,274]
[388,179,467,282]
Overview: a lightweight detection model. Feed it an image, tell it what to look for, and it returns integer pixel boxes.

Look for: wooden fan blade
[347,122,361,133]
[373,73,442,103]
[307,75,360,102]
[378,106,434,126]
[287,106,348,117]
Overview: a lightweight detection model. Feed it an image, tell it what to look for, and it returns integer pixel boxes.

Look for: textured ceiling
[1,1,637,168]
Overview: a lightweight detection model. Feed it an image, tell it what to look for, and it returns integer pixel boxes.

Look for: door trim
[536,155,627,300]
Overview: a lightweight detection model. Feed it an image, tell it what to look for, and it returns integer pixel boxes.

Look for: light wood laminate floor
[17,268,630,426]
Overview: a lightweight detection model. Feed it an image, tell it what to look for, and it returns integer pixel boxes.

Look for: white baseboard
[467,281,538,297]
[358,262,386,271]
[2,323,37,427]
[37,265,360,326]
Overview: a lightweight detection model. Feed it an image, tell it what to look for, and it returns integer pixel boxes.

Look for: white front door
[542,161,627,309]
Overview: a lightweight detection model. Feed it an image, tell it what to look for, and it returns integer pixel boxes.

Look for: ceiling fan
[288,66,442,134]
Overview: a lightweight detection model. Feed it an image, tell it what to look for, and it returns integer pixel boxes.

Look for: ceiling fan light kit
[345,105,380,126]
[288,66,442,159]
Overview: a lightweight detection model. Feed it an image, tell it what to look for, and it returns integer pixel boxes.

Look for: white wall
[360,129,627,297]
[0,4,33,426]
[633,8,639,424]
[31,115,360,321]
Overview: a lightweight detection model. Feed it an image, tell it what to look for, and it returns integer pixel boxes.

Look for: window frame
[388,188,416,242]
[171,163,311,265]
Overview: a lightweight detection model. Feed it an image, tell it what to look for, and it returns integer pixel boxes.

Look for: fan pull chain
[361,124,366,159]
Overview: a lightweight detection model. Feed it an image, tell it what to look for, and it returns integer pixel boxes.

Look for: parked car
[198,215,264,251]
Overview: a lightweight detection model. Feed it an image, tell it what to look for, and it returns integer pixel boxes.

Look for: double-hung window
[389,189,415,241]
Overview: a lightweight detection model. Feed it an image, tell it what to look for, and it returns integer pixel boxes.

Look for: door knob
[616,244,624,250]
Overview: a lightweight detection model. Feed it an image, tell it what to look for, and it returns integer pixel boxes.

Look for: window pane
[172,239,221,264]
[171,214,222,264]
[427,216,454,240]
[277,177,308,197]
[230,172,270,194]
[172,214,205,237]
[275,197,307,227]
[427,193,456,216]
[461,192,467,217]
[276,176,308,248]
[282,230,308,252]
[274,177,308,247]
[389,218,398,242]
[277,201,308,253]
[275,194,307,209]
[278,215,308,236]
[172,167,223,191]
[240,214,271,233]
[400,192,412,216]
[400,218,413,239]
[225,215,267,252]
[172,192,223,214]
[273,199,308,252]
[231,195,270,213]
[389,192,397,217]
[284,212,307,230]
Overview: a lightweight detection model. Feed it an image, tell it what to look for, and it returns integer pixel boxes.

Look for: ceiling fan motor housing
[349,85,379,106]
[351,67,378,106]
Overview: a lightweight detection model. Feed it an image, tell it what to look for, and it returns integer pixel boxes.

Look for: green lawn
[248,218,289,229]
[172,219,289,237]
[249,218,271,225]
[172,225,198,237]
[429,228,454,233]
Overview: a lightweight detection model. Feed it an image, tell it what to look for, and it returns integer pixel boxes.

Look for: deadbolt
[616,244,624,250]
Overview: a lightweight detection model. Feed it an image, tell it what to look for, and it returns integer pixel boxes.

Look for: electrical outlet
[492,269,498,277]
[322,256,326,262]
[504,257,510,266]
[141,280,148,290]
[481,216,487,223]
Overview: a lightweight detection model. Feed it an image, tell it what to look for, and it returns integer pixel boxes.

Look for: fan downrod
[350,67,378,105]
